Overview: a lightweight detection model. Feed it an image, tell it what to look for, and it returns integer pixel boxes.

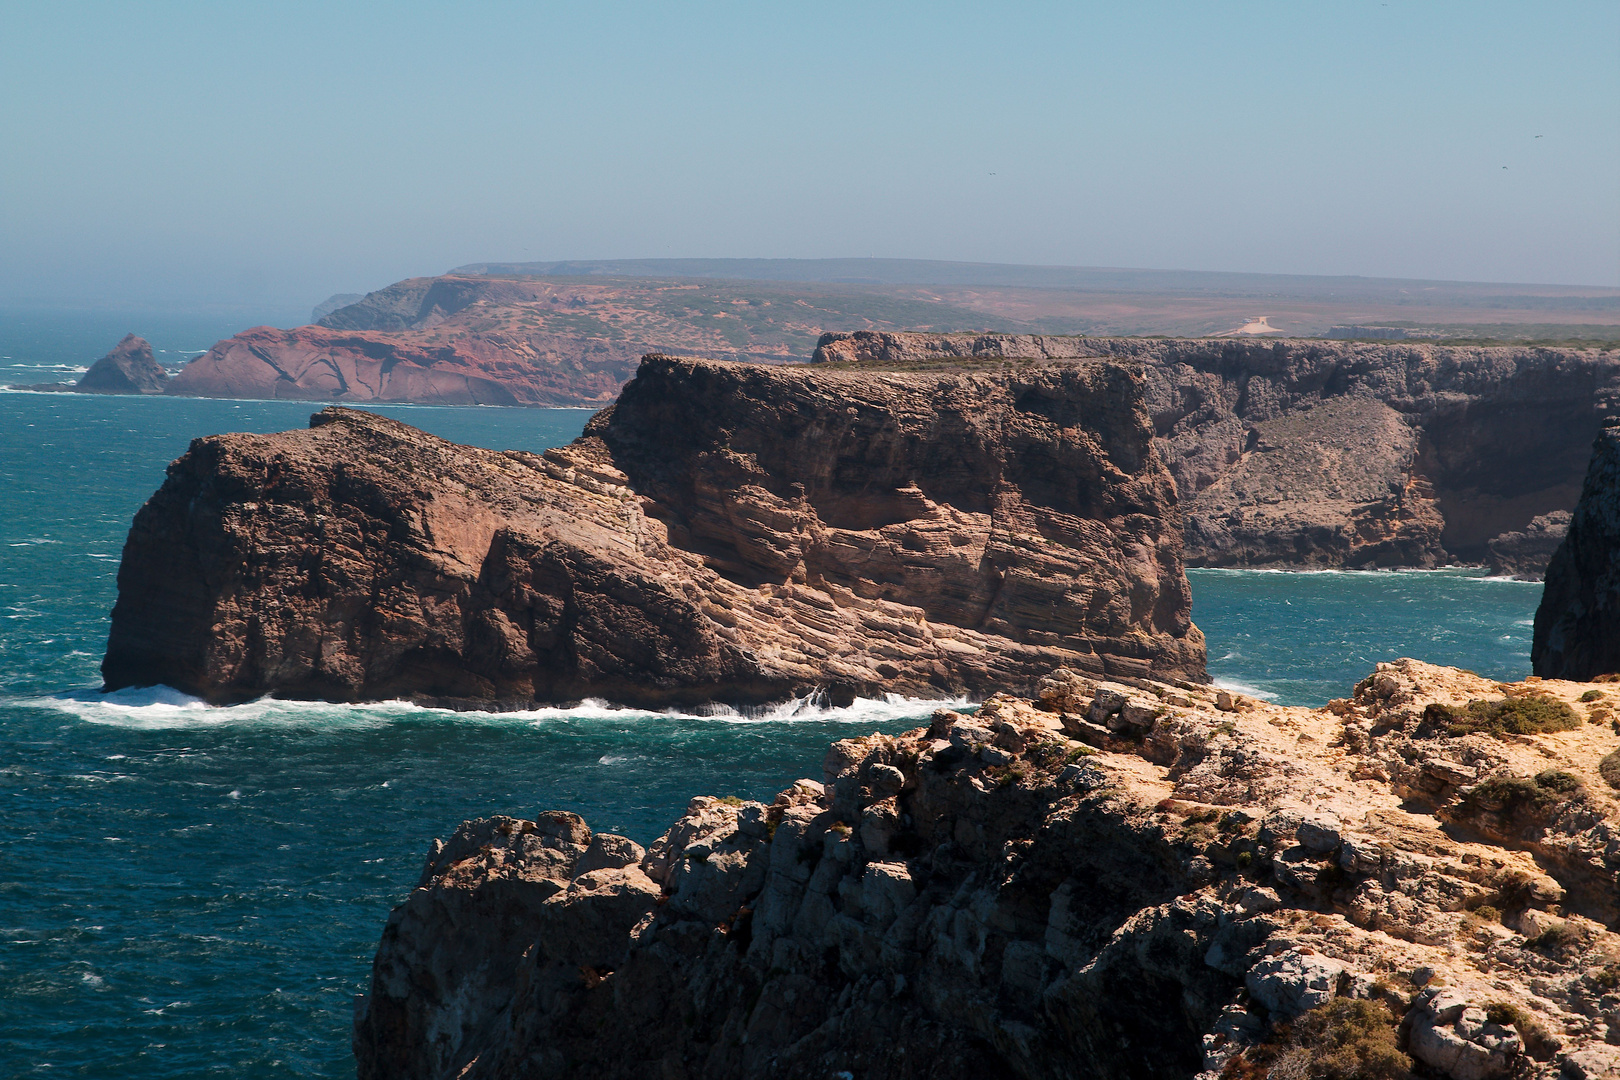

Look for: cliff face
[102,356,1204,707]
[815,332,1620,574]
[1534,420,1620,680]
[355,661,1620,1080]
[164,325,642,407]
[75,333,168,394]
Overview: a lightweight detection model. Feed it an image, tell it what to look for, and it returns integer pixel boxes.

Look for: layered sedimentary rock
[356,660,1620,1080]
[1534,420,1620,680]
[815,331,1620,573]
[75,333,169,394]
[102,355,1205,707]
[164,324,643,406]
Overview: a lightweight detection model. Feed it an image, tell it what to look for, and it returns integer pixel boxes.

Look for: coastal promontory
[101,354,1205,707]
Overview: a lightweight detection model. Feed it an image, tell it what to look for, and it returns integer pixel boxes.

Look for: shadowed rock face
[815,332,1620,574]
[101,355,1205,707]
[76,333,168,394]
[1534,420,1620,679]
[355,660,1620,1080]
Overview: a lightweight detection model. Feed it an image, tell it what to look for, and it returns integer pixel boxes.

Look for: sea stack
[101,354,1205,707]
[1533,417,1620,679]
[76,333,168,394]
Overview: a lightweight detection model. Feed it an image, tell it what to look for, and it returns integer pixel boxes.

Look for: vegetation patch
[1580,689,1606,703]
[1222,999,1412,1080]
[1460,771,1584,824]
[1434,696,1581,738]
[1600,750,1620,792]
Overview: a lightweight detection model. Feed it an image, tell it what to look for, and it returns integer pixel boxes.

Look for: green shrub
[1581,689,1605,703]
[1443,696,1581,738]
[1534,769,1583,795]
[1600,750,1620,791]
[1223,999,1412,1080]
[1525,923,1577,954]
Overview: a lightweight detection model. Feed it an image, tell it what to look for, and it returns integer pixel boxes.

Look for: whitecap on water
[21,684,966,731]
[1211,678,1279,701]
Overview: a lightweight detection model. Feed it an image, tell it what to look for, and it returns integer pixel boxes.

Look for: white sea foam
[19,684,966,731]
[1210,677,1279,701]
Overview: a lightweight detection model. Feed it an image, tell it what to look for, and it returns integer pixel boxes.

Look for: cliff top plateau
[101,354,1204,708]
[356,658,1620,1080]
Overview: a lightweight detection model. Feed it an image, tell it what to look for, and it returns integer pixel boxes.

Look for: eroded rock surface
[165,324,642,406]
[63,333,168,394]
[815,331,1620,573]
[357,661,1620,1079]
[1536,419,1620,679]
[102,355,1204,706]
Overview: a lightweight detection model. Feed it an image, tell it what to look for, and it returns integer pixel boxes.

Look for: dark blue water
[0,324,1544,1077]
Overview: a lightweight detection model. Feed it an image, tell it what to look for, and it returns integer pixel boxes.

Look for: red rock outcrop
[164,324,642,406]
[814,331,1620,574]
[101,355,1205,707]
[75,333,169,394]
[355,662,1620,1080]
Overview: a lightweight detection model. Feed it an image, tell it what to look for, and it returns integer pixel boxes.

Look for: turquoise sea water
[0,325,1544,1077]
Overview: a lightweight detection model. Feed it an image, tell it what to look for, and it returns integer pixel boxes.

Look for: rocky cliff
[75,333,169,394]
[815,332,1620,574]
[1534,420,1620,680]
[101,355,1205,707]
[164,324,643,406]
[355,660,1620,1080]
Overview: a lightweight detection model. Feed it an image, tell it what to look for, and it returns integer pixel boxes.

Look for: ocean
[0,318,1545,1077]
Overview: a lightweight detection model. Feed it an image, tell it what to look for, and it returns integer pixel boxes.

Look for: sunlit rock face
[102,354,1205,708]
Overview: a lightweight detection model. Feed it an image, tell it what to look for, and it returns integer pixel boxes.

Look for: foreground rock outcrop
[355,660,1620,1080]
[1535,419,1620,680]
[102,355,1204,706]
[815,332,1620,574]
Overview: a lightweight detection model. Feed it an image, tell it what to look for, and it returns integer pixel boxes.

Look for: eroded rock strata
[164,324,643,406]
[101,355,1204,706]
[355,661,1620,1080]
[1535,419,1620,680]
[815,331,1620,574]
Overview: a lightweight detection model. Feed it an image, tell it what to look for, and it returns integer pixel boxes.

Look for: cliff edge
[816,332,1620,575]
[355,661,1620,1080]
[102,355,1204,707]
[1534,419,1620,680]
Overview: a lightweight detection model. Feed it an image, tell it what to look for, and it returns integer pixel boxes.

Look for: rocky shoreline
[354,660,1620,1080]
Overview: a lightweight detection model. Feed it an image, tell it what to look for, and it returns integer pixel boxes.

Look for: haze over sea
[0,318,1543,1077]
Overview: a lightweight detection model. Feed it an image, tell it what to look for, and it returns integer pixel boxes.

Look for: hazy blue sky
[1,0,1615,313]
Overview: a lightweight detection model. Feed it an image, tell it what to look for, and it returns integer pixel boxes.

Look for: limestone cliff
[355,661,1620,1080]
[1534,420,1620,680]
[815,332,1619,574]
[101,355,1204,707]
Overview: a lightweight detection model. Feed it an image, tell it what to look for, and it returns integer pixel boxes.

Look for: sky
[1,0,1616,314]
